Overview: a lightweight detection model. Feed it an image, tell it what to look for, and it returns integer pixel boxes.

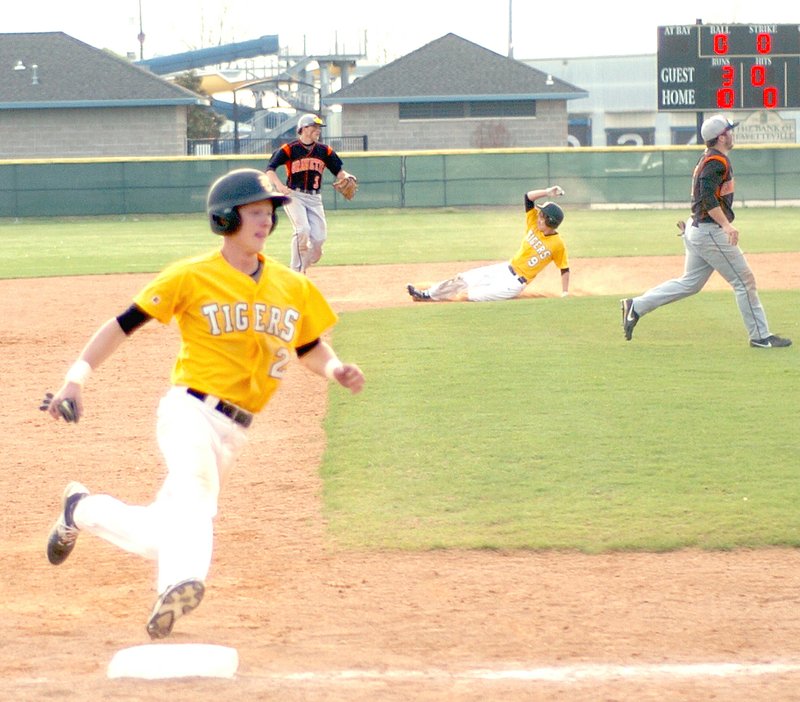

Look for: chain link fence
[2,145,798,217]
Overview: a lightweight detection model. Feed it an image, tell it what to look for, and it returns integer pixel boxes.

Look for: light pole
[137,0,146,60]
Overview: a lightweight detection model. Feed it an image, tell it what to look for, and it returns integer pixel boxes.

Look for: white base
[107,644,239,680]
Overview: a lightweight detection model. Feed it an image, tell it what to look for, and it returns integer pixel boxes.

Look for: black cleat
[146,579,205,640]
[407,284,431,301]
[749,335,792,349]
[621,298,639,341]
[47,482,89,565]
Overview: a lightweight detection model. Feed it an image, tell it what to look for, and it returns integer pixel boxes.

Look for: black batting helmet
[206,168,290,235]
[539,201,564,229]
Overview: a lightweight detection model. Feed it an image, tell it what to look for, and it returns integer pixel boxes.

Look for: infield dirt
[2,254,799,701]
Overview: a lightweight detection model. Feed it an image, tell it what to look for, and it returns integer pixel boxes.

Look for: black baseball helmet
[539,201,564,228]
[206,169,290,235]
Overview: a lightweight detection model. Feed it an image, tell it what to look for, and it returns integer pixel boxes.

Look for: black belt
[186,388,253,428]
[508,264,527,284]
[292,188,320,195]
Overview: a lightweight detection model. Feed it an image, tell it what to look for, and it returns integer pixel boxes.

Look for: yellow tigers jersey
[133,250,337,413]
[509,205,568,281]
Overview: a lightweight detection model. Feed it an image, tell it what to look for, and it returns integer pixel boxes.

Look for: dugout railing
[1,145,799,218]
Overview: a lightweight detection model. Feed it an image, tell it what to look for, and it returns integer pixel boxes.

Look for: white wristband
[65,359,92,386]
[323,358,343,380]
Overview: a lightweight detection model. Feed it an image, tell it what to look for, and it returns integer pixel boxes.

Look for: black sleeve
[296,338,321,357]
[266,145,289,172]
[116,303,152,335]
[325,147,344,176]
[524,194,536,212]
[698,160,726,213]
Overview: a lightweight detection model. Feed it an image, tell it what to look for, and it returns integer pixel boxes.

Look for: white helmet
[297,113,325,134]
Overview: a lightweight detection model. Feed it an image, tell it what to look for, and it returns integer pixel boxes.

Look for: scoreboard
[657,24,800,111]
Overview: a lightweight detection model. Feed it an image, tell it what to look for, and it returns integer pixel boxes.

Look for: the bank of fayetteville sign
[736,111,797,144]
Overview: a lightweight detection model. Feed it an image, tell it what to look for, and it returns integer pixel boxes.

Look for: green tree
[174,71,226,140]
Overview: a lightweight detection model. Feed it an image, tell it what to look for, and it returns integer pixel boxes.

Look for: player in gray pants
[621,114,791,349]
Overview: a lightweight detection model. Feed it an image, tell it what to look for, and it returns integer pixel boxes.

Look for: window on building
[399,100,536,120]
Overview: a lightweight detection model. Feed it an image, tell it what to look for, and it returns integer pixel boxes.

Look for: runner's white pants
[428,262,526,302]
[72,387,248,593]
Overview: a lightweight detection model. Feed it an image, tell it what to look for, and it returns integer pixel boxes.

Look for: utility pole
[508,0,514,58]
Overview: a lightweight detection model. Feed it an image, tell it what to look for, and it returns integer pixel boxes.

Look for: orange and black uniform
[691,148,734,225]
[266,141,344,194]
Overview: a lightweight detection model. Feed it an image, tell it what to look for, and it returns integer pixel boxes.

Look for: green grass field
[2,207,800,278]
[3,208,798,553]
[324,293,799,552]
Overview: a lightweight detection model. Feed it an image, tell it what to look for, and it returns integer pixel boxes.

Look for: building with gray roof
[324,33,587,150]
[0,32,203,158]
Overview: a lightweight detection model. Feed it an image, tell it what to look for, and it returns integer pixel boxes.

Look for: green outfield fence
[1,145,799,218]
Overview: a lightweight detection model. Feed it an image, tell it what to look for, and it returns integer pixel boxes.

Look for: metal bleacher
[135,35,364,150]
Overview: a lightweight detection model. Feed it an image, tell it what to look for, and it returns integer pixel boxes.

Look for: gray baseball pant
[283,190,327,273]
[632,222,771,341]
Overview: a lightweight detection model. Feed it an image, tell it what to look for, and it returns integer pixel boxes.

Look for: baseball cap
[539,201,564,228]
[297,113,325,133]
[700,114,738,142]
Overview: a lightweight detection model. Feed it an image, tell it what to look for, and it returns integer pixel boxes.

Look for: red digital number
[714,34,729,54]
[749,64,779,108]
[763,86,778,108]
[717,88,736,108]
[756,33,772,54]
[721,65,735,86]
[717,64,736,108]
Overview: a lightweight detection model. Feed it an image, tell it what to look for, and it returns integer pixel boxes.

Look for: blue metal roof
[136,36,280,75]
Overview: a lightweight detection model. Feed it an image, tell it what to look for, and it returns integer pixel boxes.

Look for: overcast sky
[4,0,798,63]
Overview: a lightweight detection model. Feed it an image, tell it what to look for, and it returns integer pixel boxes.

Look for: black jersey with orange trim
[690,148,735,224]
[266,140,343,193]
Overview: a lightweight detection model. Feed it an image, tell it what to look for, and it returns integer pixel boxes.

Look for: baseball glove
[40,392,79,423]
[333,174,358,200]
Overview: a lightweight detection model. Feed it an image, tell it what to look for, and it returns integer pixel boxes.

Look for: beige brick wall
[342,101,569,150]
[0,106,188,158]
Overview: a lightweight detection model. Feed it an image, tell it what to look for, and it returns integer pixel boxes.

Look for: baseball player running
[265,113,355,274]
[407,185,569,302]
[42,168,365,640]
[621,114,792,348]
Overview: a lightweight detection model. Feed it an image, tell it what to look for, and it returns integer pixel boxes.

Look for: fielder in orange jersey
[40,168,365,640]
[407,185,569,302]
[265,113,356,274]
[620,114,792,349]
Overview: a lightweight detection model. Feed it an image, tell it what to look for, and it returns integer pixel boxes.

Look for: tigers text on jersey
[133,250,337,413]
[509,202,569,281]
[266,141,343,193]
